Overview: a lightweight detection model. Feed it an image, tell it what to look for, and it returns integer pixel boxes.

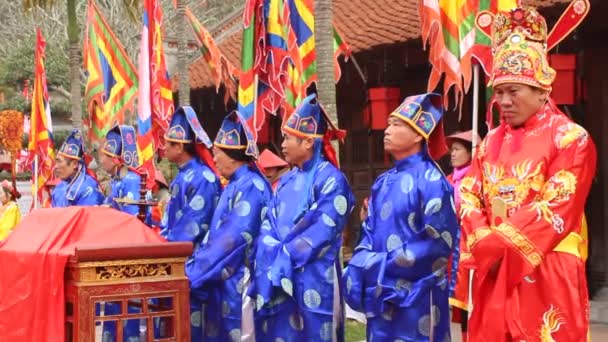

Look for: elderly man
[51,129,103,207]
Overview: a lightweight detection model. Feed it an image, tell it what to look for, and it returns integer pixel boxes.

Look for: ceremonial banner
[137,0,174,186]
[28,28,55,207]
[83,0,138,142]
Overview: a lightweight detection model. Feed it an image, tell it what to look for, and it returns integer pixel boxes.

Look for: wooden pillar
[582,36,608,298]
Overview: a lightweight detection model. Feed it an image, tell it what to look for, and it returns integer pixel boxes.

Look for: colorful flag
[238,0,265,139]
[83,0,138,143]
[419,0,518,108]
[238,0,352,138]
[137,0,174,187]
[28,28,55,207]
[333,26,351,82]
[185,7,239,100]
[471,0,519,76]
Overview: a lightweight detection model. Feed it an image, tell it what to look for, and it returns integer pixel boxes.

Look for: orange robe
[458,103,596,341]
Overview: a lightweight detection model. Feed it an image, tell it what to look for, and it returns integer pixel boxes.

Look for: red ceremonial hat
[258,149,288,169]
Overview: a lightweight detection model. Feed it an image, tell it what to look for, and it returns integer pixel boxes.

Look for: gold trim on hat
[214,142,247,150]
[282,125,324,139]
[388,112,430,140]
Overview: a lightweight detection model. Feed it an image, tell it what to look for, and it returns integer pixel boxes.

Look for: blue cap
[164,106,212,148]
[58,129,85,160]
[389,93,448,160]
[282,94,328,139]
[101,125,139,168]
[389,93,444,139]
[214,110,259,159]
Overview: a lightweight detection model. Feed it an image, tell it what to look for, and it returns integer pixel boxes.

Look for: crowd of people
[0,4,599,342]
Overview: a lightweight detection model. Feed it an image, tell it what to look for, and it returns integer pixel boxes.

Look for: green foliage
[0,33,70,91]
[51,129,72,150]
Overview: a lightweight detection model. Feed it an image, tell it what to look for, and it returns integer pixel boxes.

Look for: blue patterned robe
[252,158,355,342]
[104,170,141,216]
[51,168,104,207]
[99,169,144,340]
[160,158,221,252]
[343,151,458,342]
[187,165,271,342]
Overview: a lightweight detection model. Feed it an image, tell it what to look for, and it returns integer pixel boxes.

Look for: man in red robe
[458,6,597,341]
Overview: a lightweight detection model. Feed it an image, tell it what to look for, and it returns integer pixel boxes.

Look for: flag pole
[472,63,480,154]
[466,63,481,323]
[34,154,39,209]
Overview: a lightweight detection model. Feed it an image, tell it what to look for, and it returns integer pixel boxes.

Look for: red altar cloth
[0,207,165,342]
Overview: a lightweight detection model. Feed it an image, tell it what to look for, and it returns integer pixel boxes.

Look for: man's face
[163,141,182,163]
[383,116,423,158]
[212,146,235,179]
[55,155,79,180]
[98,151,115,173]
[494,83,547,127]
[281,134,311,166]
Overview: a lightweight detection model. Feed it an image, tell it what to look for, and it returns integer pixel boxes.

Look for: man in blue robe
[161,106,221,252]
[99,125,142,216]
[51,129,104,207]
[252,94,355,342]
[97,124,143,341]
[343,93,458,341]
[187,111,271,341]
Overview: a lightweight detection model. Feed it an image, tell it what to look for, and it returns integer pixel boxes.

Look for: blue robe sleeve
[342,190,378,312]
[187,180,268,291]
[256,170,354,300]
[113,173,141,216]
[166,177,219,244]
[344,174,458,312]
[384,180,458,281]
[75,178,104,206]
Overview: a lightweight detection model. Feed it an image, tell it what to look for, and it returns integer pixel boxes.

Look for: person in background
[258,148,290,190]
[160,106,222,253]
[343,93,458,341]
[187,111,271,341]
[0,180,21,241]
[146,171,171,232]
[99,125,142,216]
[51,129,104,207]
[445,129,480,341]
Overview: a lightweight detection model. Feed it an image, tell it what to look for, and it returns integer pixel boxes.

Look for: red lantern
[365,87,401,130]
[549,54,577,105]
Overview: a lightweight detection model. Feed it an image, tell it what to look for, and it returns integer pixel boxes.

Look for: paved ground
[15,181,33,216]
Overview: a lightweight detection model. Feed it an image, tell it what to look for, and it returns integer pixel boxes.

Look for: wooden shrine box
[64,242,192,342]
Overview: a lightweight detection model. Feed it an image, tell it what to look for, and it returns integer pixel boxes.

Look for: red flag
[28,28,55,208]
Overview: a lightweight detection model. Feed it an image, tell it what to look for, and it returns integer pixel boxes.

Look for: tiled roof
[182,0,570,90]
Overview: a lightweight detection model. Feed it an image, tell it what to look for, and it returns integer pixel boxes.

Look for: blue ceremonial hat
[389,93,448,159]
[214,111,259,159]
[58,129,85,161]
[282,93,329,139]
[101,125,139,168]
[164,106,212,148]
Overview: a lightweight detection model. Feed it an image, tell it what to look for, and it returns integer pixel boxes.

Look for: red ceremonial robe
[458,102,596,341]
